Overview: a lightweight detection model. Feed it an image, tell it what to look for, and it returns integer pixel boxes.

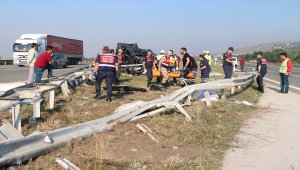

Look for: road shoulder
[222,84,300,170]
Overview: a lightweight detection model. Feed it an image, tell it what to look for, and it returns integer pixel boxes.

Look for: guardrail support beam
[231,87,235,94]
[33,100,41,118]
[49,90,55,109]
[11,104,21,132]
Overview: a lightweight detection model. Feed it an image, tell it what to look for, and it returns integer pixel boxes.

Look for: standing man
[223,47,234,79]
[116,49,123,81]
[93,46,118,102]
[190,56,198,84]
[34,46,53,83]
[239,57,245,72]
[159,51,170,87]
[143,49,156,87]
[256,52,267,93]
[27,43,38,84]
[279,53,292,93]
[155,50,165,83]
[180,47,192,86]
[168,50,179,86]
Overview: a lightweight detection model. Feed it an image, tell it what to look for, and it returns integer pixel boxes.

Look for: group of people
[222,47,292,94]
[26,43,54,84]
[26,43,293,103]
[143,47,212,87]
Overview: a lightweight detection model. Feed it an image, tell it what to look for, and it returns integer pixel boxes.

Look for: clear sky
[0,0,300,58]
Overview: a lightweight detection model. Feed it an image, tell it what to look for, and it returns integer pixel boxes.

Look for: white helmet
[160,50,165,54]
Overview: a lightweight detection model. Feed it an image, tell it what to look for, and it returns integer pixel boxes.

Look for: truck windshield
[13,43,32,52]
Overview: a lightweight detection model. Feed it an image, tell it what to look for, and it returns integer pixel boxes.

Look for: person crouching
[199,54,211,83]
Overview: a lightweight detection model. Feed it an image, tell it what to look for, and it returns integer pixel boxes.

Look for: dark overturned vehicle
[116,43,151,75]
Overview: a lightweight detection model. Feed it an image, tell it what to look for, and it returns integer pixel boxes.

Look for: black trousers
[96,71,114,99]
[223,65,233,78]
[256,72,266,90]
[146,68,153,84]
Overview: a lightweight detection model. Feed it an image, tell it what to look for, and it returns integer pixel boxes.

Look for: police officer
[256,51,267,93]
[93,46,118,102]
[143,49,156,87]
[223,47,234,79]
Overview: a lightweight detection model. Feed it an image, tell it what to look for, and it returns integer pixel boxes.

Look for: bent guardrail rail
[0,72,256,166]
[0,66,91,132]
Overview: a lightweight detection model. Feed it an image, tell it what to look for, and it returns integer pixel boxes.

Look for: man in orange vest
[279,53,292,93]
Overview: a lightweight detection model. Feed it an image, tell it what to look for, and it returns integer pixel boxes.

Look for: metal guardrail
[0,66,91,132]
[0,72,256,166]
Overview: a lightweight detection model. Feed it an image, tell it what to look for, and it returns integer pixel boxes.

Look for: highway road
[241,63,300,94]
[0,64,88,83]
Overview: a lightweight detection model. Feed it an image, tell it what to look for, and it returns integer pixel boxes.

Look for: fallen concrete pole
[0,73,256,166]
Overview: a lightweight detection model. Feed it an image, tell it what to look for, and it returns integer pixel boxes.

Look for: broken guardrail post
[204,91,212,107]
[49,90,55,109]
[231,87,235,94]
[33,99,41,118]
[11,104,21,132]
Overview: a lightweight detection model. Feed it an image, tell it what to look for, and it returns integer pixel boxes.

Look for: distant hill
[235,42,300,55]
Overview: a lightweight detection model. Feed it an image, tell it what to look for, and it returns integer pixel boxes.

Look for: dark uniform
[223,52,233,78]
[257,58,267,92]
[180,53,192,84]
[200,58,211,82]
[95,52,118,101]
[190,57,198,84]
[144,55,155,85]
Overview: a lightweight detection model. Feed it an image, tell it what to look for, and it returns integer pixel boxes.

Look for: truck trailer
[12,34,83,66]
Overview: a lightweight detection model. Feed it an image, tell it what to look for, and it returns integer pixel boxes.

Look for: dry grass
[0,67,261,170]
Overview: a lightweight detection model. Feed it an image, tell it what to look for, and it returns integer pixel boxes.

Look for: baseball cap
[228,47,234,51]
[160,50,165,54]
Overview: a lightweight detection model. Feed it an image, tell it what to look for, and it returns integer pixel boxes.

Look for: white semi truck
[12,34,83,66]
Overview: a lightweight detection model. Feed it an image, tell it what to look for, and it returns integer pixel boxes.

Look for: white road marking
[264,77,300,91]
[290,73,300,78]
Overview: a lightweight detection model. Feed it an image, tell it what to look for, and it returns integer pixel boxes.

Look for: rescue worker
[168,50,179,86]
[109,49,119,84]
[279,52,292,93]
[223,47,234,79]
[199,54,211,83]
[203,51,212,66]
[116,49,123,81]
[159,51,170,87]
[142,49,156,87]
[155,50,165,83]
[180,47,192,86]
[93,46,118,102]
[256,52,267,93]
[190,56,198,84]
[27,43,38,84]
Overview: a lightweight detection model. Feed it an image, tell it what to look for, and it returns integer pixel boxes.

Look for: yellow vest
[170,56,176,66]
[27,48,37,67]
[204,54,212,65]
[279,58,289,73]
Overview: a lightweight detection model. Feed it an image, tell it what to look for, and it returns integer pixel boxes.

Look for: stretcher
[152,70,194,78]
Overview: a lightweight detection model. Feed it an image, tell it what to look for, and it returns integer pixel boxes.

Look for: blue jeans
[280,73,289,93]
[47,64,53,78]
[34,67,44,83]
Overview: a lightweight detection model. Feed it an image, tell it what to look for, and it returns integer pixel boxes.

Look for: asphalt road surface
[242,63,300,94]
[216,61,300,94]
[0,64,88,83]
